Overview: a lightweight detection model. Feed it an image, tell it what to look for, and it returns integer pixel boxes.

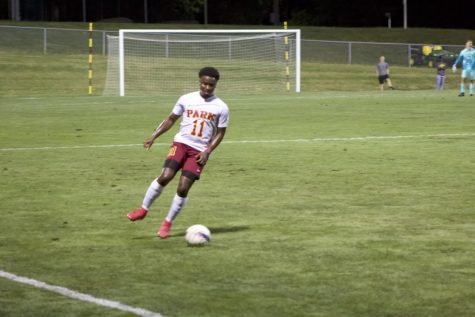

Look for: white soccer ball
[185,224,211,246]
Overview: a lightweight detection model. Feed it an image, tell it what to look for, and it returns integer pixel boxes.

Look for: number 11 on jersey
[191,119,205,137]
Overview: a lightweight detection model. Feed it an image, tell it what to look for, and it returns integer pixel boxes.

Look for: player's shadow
[131,225,250,240]
[168,225,250,238]
[209,225,250,234]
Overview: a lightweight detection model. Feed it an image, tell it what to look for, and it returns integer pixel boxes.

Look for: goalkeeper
[452,40,475,96]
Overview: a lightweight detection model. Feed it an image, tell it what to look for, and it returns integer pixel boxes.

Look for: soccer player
[376,56,395,91]
[435,56,447,91]
[127,67,230,239]
[452,40,475,96]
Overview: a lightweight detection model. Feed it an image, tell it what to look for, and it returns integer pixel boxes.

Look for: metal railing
[302,39,463,66]
[0,25,464,67]
[0,25,116,55]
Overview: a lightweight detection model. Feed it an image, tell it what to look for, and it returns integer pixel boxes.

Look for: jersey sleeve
[217,105,230,128]
[454,50,464,67]
[172,96,185,116]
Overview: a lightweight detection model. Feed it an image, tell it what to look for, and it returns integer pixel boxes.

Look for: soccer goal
[103,29,301,96]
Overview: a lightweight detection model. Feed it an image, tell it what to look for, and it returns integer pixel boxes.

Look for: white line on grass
[225,133,475,144]
[1,133,474,152]
[0,143,142,151]
[0,270,165,317]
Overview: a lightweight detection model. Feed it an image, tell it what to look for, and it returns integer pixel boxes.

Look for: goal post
[104,29,300,96]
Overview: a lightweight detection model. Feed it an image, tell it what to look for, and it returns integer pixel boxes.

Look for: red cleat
[157,220,172,239]
[127,208,148,221]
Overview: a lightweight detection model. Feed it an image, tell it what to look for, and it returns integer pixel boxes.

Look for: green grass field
[1,90,475,317]
[1,22,475,317]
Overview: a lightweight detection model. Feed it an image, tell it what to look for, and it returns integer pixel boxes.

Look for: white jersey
[172,91,229,152]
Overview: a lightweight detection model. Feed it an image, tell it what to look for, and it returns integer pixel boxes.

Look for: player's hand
[143,137,155,150]
[452,65,457,73]
[195,151,210,165]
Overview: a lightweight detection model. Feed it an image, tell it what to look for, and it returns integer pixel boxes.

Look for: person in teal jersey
[452,40,475,96]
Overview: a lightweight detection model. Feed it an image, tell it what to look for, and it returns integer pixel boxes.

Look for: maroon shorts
[163,142,204,180]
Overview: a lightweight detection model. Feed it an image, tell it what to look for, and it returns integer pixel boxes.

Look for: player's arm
[195,127,226,165]
[453,53,463,70]
[144,113,180,149]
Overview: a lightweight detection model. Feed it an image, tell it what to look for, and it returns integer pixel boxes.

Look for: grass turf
[1,91,474,317]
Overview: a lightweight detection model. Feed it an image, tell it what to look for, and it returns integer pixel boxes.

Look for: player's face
[466,41,473,49]
[199,76,217,99]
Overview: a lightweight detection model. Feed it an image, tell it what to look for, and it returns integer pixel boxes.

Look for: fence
[0,25,464,66]
[0,25,116,55]
[302,39,464,66]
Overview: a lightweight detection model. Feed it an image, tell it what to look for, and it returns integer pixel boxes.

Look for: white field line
[0,143,142,151]
[0,270,165,317]
[1,133,475,152]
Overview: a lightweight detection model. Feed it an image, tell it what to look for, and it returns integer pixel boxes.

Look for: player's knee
[176,177,195,197]
[157,177,170,187]
[176,186,189,198]
[158,170,175,186]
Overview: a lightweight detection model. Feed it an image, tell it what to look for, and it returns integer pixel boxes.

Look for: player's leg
[459,72,466,96]
[436,75,441,90]
[165,176,195,225]
[127,143,183,221]
[440,76,446,90]
[386,77,394,89]
[127,167,178,221]
[386,78,394,90]
[157,176,196,239]
[469,77,474,96]
[143,167,177,209]
[158,146,203,238]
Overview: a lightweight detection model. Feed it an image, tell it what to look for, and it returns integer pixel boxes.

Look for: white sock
[141,179,164,210]
[165,194,188,222]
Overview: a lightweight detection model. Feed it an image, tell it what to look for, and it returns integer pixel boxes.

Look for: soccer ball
[185,224,211,246]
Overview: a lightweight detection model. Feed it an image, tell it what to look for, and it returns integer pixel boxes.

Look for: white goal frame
[117,29,301,96]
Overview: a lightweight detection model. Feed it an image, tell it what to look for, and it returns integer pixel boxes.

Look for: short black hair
[199,67,220,81]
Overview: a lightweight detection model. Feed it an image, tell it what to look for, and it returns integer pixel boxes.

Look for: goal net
[103,29,300,96]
